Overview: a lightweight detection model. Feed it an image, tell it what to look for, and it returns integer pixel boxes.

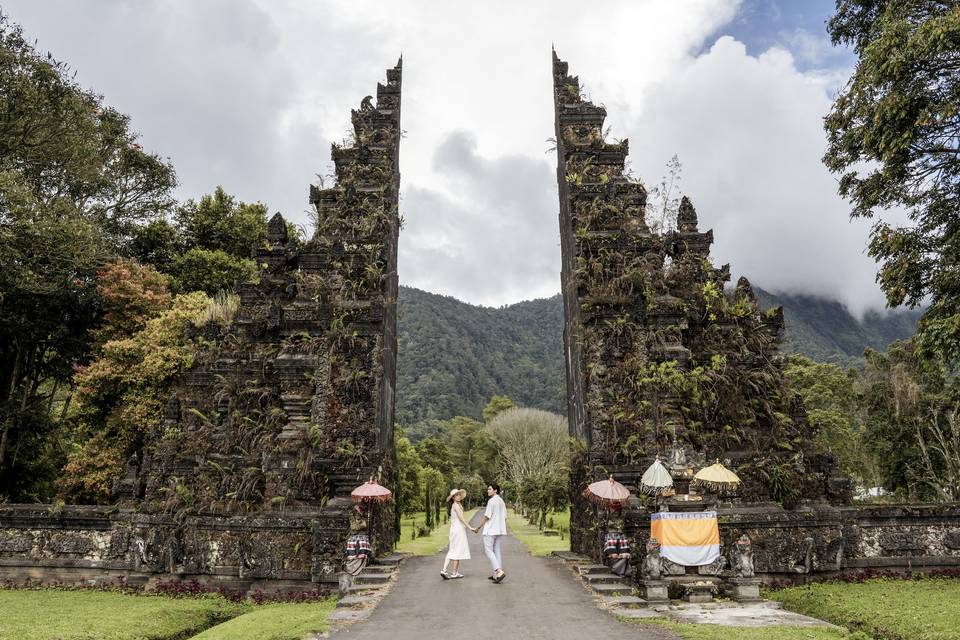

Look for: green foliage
[636,618,858,640]
[394,399,504,535]
[825,1,960,365]
[784,355,881,488]
[92,259,172,344]
[483,395,515,423]
[860,340,960,500]
[415,437,454,479]
[0,15,176,242]
[447,415,498,484]
[487,407,568,514]
[772,578,960,640]
[419,466,446,529]
[168,247,257,297]
[127,186,270,296]
[57,291,210,502]
[174,187,269,259]
[190,599,337,640]
[0,589,248,640]
[0,14,176,501]
[506,508,570,556]
[394,433,423,516]
[396,286,564,424]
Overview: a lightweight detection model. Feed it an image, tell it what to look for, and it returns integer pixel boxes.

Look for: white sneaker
[450,573,464,579]
[440,571,450,580]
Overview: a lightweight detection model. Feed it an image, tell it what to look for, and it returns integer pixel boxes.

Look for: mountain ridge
[396,285,920,424]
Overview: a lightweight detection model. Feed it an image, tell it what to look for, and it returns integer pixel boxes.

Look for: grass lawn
[622,618,862,640]
[0,588,248,640]
[189,598,337,640]
[771,578,960,640]
[506,508,570,556]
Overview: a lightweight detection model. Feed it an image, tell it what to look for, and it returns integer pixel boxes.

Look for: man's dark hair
[490,483,501,495]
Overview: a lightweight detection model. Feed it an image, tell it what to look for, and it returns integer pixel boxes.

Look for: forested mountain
[396,287,565,423]
[396,285,920,424]
[754,289,923,368]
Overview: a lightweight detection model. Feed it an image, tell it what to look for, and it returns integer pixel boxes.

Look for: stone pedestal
[683,581,717,603]
[639,579,669,604]
[725,576,762,602]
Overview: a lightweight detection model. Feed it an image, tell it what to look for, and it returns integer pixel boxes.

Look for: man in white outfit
[473,484,507,583]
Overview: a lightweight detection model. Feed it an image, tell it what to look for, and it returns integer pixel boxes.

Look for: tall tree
[860,340,958,499]
[486,408,567,496]
[129,186,271,295]
[0,15,176,499]
[825,1,960,362]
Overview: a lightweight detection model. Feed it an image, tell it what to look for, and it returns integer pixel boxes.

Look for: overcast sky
[6,0,892,314]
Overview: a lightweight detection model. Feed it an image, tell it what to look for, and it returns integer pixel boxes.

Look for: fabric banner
[650,510,720,566]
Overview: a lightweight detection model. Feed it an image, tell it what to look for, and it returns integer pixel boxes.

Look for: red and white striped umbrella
[351,478,393,503]
[584,476,631,507]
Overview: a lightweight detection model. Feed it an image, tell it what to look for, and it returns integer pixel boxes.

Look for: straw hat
[446,488,467,502]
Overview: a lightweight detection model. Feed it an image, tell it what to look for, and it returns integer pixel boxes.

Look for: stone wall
[0,59,402,593]
[619,501,960,581]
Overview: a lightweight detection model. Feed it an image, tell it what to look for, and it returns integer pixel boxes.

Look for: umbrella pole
[367,504,374,555]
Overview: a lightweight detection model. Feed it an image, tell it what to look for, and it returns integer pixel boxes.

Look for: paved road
[329,529,678,640]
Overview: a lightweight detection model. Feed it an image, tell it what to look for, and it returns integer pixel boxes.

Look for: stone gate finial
[678,196,698,232]
[268,212,288,245]
[735,276,756,303]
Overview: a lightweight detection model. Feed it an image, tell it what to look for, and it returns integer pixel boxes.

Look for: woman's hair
[490,483,501,495]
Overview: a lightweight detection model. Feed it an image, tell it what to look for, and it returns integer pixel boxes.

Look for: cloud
[4,0,891,313]
[622,36,884,314]
[401,132,558,305]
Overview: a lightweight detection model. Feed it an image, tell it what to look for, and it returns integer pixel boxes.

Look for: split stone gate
[0,54,958,593]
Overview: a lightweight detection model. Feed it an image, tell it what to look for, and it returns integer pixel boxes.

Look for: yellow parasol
[692,460,741,492]
[639,458,674,496]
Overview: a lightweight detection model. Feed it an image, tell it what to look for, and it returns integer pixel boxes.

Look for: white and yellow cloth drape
[650,511,720,566]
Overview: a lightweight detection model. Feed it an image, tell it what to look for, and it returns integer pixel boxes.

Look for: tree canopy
[826,0,960,363]
[0,14,176,498]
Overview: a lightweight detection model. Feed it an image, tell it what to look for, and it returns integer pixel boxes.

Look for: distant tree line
[395,395,570,539]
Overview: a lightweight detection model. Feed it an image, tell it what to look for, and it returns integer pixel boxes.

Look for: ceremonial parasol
[692,460,741,492]
[639,458,674,496]
[584,476,631,507]
[351,478,393,503]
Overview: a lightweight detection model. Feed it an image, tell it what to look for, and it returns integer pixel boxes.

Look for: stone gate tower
[552,52,850,557]
[0,60,402,592]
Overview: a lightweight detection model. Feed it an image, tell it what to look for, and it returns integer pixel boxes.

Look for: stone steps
[602,595,647,609]
[589,582,635,597]
[374,553,407,566]
[353,572,391,585]
[573,563,610,575]
[584,572,629,585]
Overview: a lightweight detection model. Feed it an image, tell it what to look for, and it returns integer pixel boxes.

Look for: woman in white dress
[441,488,471,579]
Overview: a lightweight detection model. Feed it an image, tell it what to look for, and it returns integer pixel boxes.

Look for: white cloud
[624,36,885,314]
[5,0,892,312]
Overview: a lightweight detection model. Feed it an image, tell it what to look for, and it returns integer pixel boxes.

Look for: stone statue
[641,537,663,580]
[360,95,374,112]
[730,534,755,578]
